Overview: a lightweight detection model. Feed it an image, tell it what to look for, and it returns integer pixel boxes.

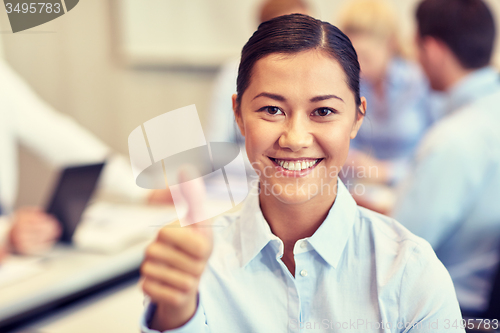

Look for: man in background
[394,0,500,316]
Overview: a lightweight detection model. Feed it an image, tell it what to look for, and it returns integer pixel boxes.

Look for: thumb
[177,166,212,239]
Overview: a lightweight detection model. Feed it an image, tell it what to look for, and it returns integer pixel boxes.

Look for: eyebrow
[252,92,344,103]
[310,94,344,103]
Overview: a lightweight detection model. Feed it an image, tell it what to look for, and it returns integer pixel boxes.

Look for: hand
[8,207,61,255]
[141,168,213,330]
[0,246,7,263]
[351,191,390,215]
[148,188,174,205]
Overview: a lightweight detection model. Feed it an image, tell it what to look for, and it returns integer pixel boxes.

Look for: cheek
[243,119,279,161]
[317,123,352,163]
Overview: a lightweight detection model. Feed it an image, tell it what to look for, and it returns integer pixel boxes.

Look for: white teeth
[275,159,321,171]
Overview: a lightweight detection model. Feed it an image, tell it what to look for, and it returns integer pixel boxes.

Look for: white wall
[118,0,500,68]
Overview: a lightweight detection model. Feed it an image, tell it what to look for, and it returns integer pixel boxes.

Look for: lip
[267,156,321,161]
[268,156,323,178]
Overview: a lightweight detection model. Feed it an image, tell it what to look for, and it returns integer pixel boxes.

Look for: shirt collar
[237,179,358,269]
[307,180,358,269]
[446,66,500,114]
[238,184,278,268]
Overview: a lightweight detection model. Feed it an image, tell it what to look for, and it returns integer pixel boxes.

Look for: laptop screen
[46,162,105,243]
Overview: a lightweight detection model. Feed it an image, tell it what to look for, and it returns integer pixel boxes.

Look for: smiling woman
[140,14,465,333]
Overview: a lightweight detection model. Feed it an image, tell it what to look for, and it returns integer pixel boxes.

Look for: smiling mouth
[268,157,323,171]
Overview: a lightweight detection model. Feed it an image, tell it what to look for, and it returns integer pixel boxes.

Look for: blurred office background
[0,0,499,208]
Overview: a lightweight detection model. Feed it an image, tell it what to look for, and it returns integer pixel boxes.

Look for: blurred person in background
[393,0,500,317]
[0,59,171,259]
[338,0,440,187]
[206,0,310,145]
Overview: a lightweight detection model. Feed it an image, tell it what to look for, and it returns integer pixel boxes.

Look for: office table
[11,276,144,333]
[0,198,238,331]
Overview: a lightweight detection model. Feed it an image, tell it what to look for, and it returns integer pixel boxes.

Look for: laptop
[46,162,105,243]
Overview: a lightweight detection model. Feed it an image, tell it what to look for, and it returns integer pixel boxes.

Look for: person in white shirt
[393,0,500,316]
[139,14,464,332]
[0,59,171,257]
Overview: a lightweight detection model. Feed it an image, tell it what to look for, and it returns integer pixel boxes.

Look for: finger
[145,243,206,276]
[16,219,61,239]
[40,217,62,238]
[156,227,211,260]
[178,166,206,225]
[14,237,54,255]
[0,247,7,262]
[16,210,51,226]
[177,166,213,243]
[148,189,174,205]
[142,278,188,307]
[14,231,57,245]
[141,262,196,293]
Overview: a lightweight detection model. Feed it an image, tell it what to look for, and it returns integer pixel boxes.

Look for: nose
[278,115,313,152]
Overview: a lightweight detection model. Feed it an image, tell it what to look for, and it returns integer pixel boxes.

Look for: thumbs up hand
[141,166,213,331]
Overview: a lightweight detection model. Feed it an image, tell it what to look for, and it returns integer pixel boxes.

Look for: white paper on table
[73,202,181,253]
[0,256,45,288]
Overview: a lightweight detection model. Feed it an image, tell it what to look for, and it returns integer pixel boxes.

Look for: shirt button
[300,242,307,249]
[300,269,308,277]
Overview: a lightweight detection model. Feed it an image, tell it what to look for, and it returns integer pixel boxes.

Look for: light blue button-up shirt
[394,67,500,313]
[142,180,464,332]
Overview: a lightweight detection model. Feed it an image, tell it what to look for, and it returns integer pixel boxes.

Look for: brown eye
[313,108,334,117]
[261,106,283,115]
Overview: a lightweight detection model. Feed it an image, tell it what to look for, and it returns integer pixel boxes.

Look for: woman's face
[349,33,393,85]
[233,49,365,205]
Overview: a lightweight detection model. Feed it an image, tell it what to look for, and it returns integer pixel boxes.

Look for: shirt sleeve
[392,129,486,248]
[399,241,465,333]
[140,300,209,333]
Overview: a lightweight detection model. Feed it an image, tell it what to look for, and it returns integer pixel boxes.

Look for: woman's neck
[258,181,338,275]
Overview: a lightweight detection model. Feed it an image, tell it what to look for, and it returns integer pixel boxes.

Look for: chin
[429,77,444,91]
[260,179,330,205]
[275,191,315,205]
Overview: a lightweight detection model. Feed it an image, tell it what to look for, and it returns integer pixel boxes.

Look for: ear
[421,36,447,65]
[350,97,366,139]
[232,94,245,137]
